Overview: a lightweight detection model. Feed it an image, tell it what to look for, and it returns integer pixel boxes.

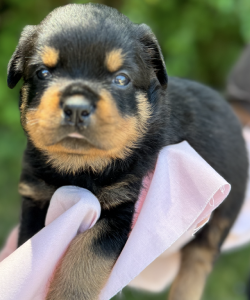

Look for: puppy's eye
[113,74,130,86]
[37,69,52,80]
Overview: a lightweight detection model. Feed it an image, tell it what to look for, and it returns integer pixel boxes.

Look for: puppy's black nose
[62,96,95,126]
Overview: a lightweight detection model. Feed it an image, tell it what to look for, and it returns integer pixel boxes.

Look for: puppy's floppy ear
[137,24,168,89]
[7,25,36,89]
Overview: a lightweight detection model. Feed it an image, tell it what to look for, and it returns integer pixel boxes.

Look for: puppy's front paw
[46,283,96,300]
[46,228,115,300]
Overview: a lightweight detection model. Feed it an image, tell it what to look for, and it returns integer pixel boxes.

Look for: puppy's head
[8,4,168,173]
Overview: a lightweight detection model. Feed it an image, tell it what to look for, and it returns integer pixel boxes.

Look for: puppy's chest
[19,169,141,210]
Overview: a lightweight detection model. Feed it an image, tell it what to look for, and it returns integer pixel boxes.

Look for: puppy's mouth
[67,132,85,139]
[59,136,92,151]
[59,132,93,151]
[45,126,107,151]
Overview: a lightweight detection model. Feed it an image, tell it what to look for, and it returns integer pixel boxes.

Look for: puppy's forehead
[35,4,135,72]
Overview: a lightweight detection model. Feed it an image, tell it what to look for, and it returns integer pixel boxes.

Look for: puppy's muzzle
[63,96,95,127]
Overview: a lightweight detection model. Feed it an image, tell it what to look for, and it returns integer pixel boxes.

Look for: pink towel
[130,128,250,292]
[0,141,230,300]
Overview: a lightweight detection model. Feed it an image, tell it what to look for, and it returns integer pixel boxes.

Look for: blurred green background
[1,0,250,299]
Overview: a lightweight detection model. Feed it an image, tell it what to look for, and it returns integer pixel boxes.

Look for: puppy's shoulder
[167,76,225,105]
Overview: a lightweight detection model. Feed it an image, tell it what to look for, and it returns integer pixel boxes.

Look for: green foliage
[0,1,250,299]
[122,0,246,88]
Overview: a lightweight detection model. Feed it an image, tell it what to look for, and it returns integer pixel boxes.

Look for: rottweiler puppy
[7,3,248,300]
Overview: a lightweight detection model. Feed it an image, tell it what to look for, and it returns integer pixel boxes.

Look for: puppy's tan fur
[46,220,116,300]
[105,49,124,72]
[41,46,59,68]
[18,181,55,203]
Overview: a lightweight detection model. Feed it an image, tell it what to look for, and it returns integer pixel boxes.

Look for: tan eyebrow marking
[41,46,59,67]
[105,49,124,72]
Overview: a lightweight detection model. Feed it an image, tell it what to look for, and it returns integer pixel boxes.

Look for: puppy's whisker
[28,122,39,126]
[38,124,60,129]
[27,118,40,123]
[27,119,40,124]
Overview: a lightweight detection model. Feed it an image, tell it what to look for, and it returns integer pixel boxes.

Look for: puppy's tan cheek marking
[136,92,152,132]
[25,86,62,148]
[95,89,139,151]
[20,86,29,112]
[41,46,59,68]
[105,49,124,72]
[20,86,29,126]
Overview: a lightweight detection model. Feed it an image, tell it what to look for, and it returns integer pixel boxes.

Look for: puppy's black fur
[7,3,248,300]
